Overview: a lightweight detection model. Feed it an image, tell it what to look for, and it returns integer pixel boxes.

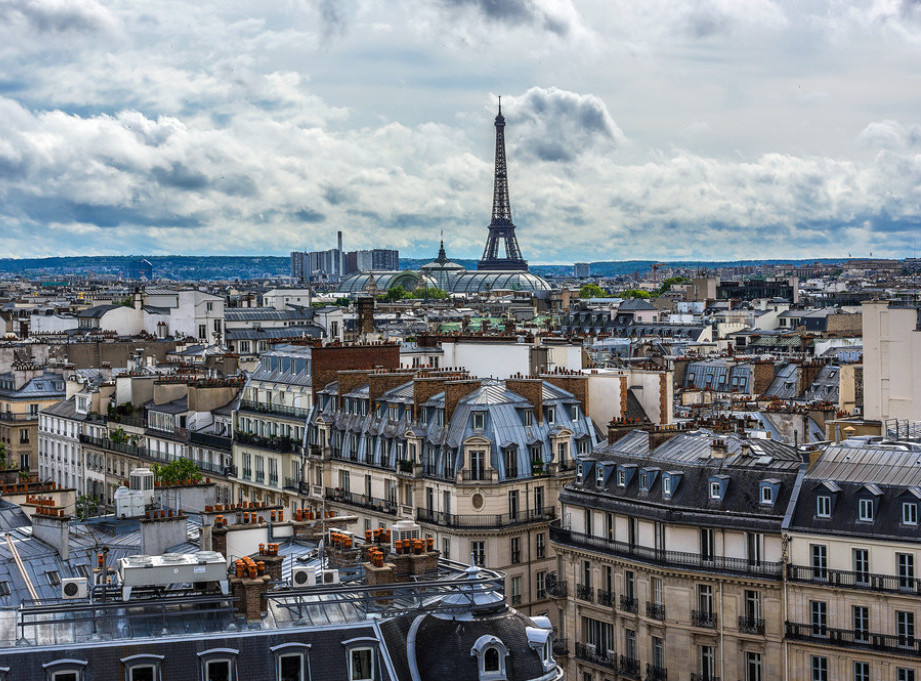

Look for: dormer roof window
[471,635,509,681]
[858,497,875,522]
[760,479,780,506]
[708,475,729,502]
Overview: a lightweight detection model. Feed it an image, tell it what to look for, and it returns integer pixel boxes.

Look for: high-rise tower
[477,98,528,271]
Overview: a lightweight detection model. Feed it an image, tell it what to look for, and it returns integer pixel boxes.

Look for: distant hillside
[0,255,852,281]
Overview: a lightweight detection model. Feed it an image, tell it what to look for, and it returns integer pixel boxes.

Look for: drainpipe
[719,581,724,681]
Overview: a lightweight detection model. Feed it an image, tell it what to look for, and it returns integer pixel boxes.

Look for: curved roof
[448,270,551,293]
[337,270,437,294]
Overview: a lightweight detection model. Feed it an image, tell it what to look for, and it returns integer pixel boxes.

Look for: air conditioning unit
[62,577,88,599]
[319,569,340,585]
[291,567,316,587]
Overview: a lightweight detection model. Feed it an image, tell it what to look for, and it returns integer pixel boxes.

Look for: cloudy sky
[2,0,921,263]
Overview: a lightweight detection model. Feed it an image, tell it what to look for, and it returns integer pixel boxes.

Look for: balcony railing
[787,564,921,595]
[326,487,398,515]
[645,664,668,681]
[79,433,145,458]
[597,589,613,607]
[415,506,555,529]
[234,431,300,454]
[239,399,311,420]
[545,572,567,599]
[619,656,640,680]
[620,595,638,614]
[459,469,499,483]
[738,615,765,635]
[692,610,717,628]
[283,477,301,492]
[421,465,455,482]
[576,584,594,602]
[552,637,569,656]
[574,643,616,670]
[0,412,37,423]
[785,622,921,657]
[189,431,232,451]
[549,521,783,578]
[646,602,665,620]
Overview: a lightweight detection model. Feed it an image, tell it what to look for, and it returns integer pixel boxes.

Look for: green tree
[579,283,608,299]
[76,494,98,520]
[152,458,203,485]
[408,286,449,300]
[656,276,690,295]
[110,427,128,444]
[381,285,408,302]
[616,289,652,299]
[0,442,7,470]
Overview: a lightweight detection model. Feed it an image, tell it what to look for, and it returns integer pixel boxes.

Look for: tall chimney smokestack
[337,231,344,277]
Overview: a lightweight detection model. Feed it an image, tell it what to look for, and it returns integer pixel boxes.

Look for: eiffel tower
[477,98,528,271]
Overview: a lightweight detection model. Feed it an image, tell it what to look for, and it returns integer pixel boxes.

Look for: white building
[862,300,921,427]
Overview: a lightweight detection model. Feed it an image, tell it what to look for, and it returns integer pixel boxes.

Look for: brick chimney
[541,372,589,416]
[413,376,449,419]
[752,360,776,396]
[368,371,417,407]
[444,379,482,424]
[506,378,544,423]
[336,369,373,409]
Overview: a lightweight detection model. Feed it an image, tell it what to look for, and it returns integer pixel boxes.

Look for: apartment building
[0,364,65,472]
[551,428,803,681]
[306,369,599,624]
[784,440,921,681]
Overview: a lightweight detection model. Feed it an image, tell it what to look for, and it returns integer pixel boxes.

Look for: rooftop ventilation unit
[117,551,228,600]
[291,566,315,587]
[319,569,340,585]
[61,577,88,599]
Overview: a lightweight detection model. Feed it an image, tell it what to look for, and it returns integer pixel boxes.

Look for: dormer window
[759,480,780,506]
[858,498,874,522]
[662,476,672,497]
[471,636,509,681]
[617,469,626,487]
[576,464,583,484]
[760,486,773,505]
[546,407,555,423]
[816,495,831,518]
[472,412,485,430]
[349,649,374,681]
[903,502,918,526]
[709,481,721,499]
[639,473,648,491]
[596,466,605,486]
[524,410,533,427]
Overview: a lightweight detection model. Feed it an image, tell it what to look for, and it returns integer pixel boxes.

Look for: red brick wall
[445,380,483,423]
[506,378,544,423]
[312,344,400,398]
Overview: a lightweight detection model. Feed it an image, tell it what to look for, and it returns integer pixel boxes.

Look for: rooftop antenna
[498,95,501,115]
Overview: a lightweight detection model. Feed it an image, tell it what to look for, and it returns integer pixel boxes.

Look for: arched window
[484,647,500,672]
[470,635,508,681]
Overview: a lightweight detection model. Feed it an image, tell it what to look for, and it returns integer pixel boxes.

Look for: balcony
[307,444,330,460]
[415,506,555,529]
[283,477,301,492]
[738,615,765,635]
[0,412,37,423]
[619,656,640,680]
[576,584,594,602]
[597,589,613,607]
[645,664,668,681]
[239,399,311,420]
[326,487,398,515]
[189,431,232,451]
[787,564,921,595]
[234,431,300,454]
[552,637,569,656]
[619,595,638,614]
[549,521,783,578]
[459,469,499,483]
[646,602,665,620]
[545,572,568,599]
[421,465,455,482]
[574,643,616,670]
[692,610,717,629]
[785,622,921,658]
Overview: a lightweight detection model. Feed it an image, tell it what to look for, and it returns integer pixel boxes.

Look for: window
[810,544,827,580]
[546,407,555,423]
[524,410,533,427]
[43,660,88,681]
[652,577,663,605]
[746,652,762,681]
[898,553,915,590]
[700,528,715,561]
[472,412,485,430]
[651,637,664,670]
[662,476,671,496]
[760,485,773,505]
[510,576,521,605]
[472,541,486,567]
[853,549,869,585]
[484,648,500,672]
[816,495,831,518]
[746,532,763,565]
[349,649,374,681]
[442,538,450,560]
[199,649,237,681]
[639,472,648,491]
[744,590,761,622]
[624,570,635,600]
[897,610,915,648]
[898,668,916,681]
[535,533,546,559]
[536,571,546,599]
[510,537,521,564]
[811,656,828,681]
[810,601,827,636]
[697,584,713,616]
[534,486,544,514]
[198,324,207,339]
[472,636,509,680]
[709,480,721,500]
[46,570,61,587]
[853,662,869,681]
[470,450,485,480]
[616,469,625,486]
[903,502,918,525]
[121,654,164,681]
[508,491,519,520]
[698,645,715,679]
[504,449,518,478]
[852,605,869,642]
[858,498,874,521]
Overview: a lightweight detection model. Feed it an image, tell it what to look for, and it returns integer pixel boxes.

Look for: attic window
[760,484,774,506]
[472,412,485,430]
[471,636,509,681]
[546,407,555,424]
[858,498,874,522]
[46,570,61,587]
[903,502,918,526]
[576,464,583,484]
[708,481,722,501]
[662,476,672,497]
[617,469,626,487]
[0,581,9,597]
[816,495,831,518]
[596,466,605,486]
[639,473,648,491]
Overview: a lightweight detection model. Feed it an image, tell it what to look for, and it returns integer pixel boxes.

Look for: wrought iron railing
[785,622,921,657]
[239,399,311,419]
[738,615,765,635]
[620,595,638,614]
[574,643,616,669]
[646,602,665,620]
[787,564,921,595]
[327,487,397,515]
[645,664,668,681]
[576,584,594,602]
[597,589,613,607]
[416,506,555,529]
[620,656,640,679]
[692,610,717,628]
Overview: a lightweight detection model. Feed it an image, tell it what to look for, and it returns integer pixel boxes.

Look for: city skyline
[2,1,921,262]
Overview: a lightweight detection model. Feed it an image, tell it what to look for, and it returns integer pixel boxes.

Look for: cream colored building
[551,428,803,681]
[862,300,921,430]
[307,370,598,624]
